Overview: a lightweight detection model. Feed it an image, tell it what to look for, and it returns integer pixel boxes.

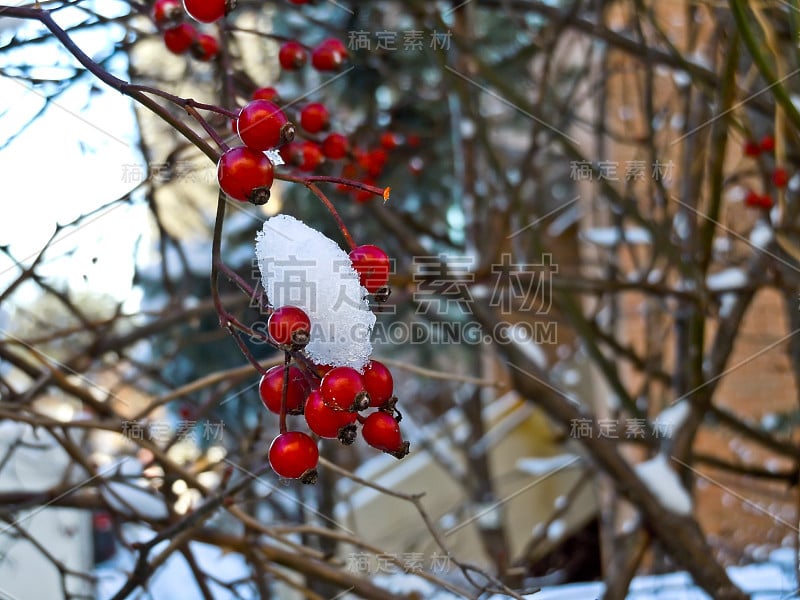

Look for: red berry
[743,139,761,157]
[164,24,197,54]
[772,167,789,188]
[268,305,311,347]
[259,365,310,414]
[252,87,280,102]
[217,146,274,204]
[237,100,292,151]
[183,0,227,23]
[314,363,334,377]
[349,245,390,293]
[191,33,219,61]
[362,360,393,407]
[311,38,348,71]
[298,141,324,171]
[322,133,349,159]
[304,390,357,439]
[380,132,402,150]
[362,411,406,455]
[759,134,775,153]
[744,189,761,208]
[320,367,369,411]
[268,431,319,481]
[279,41,308,70]
[300,103,329,134]
[153,0,183,26]
[359,149,387,178]
[745,190,772,209]
[407,133,421,147]
[280,141,324,171]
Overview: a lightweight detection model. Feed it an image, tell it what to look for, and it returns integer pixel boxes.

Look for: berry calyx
[237,100,292,151]
[349,245,390,293]
[268,431,319,482]
[759,134,775,153]
[153,0,183,26]
[320,366,370,411]
[191,34,219,61]
[259,365,310,414]
[300,102,329,134]
[304,390,357,439]
[217,147,274,204]
[322,132,349,159]
[362,411,408,458]
[164,24,197,54]
[362,360,393,407]
[311,38,348,71]
[772,167,789,188]
[279,41,308,70]
[183,0,229,23]
[268,305,311,348]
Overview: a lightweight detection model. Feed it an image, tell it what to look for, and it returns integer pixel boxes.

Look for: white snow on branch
[749,222,773,248]
[634,454,693,515]
[706,267,747,291]
[654,400,690,436]
[101,481,168,520]
[255,214,375,369]
[581,226,652,247]
[516,454,582,476]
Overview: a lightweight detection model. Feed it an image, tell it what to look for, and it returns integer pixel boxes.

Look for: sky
[0,1,148,309]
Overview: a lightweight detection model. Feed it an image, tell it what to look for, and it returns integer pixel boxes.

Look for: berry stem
[226,26,314,50]
[278,173,387,197]
[185,104,230,151]
[210,192,271,375]
[126,84,240,119]
[216,262,259,301]
[279,351,291,434]
[275,174,356,249]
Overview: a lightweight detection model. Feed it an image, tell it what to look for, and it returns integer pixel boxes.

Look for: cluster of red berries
[216,96,297,203]
[742,134,791,210]
[336,131,422,202]
[279,38,349,73]
[260,245,407,484]
[151,0,222,61]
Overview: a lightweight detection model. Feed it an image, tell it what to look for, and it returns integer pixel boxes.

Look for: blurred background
[0,1,798,598]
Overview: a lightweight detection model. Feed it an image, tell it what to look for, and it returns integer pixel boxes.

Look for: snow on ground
[371,548,797,600]
[95,526,798,600]
[95,525,253,599]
